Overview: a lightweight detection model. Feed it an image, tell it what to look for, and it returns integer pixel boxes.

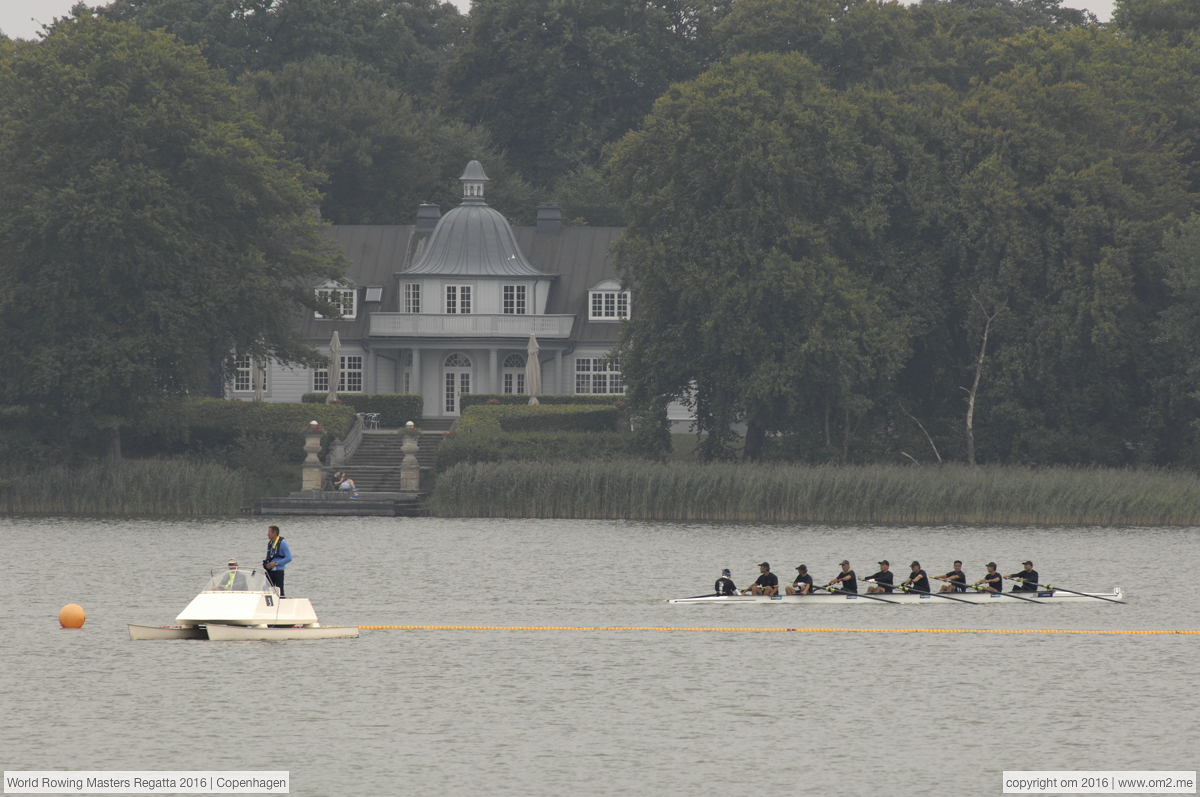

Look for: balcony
[369,313,576,339]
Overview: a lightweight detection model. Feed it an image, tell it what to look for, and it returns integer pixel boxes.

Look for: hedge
[460,393,626,410]
[457,404,622,434]
[129,398,357,461]
[434,430,641,471]
[302,393,425,427]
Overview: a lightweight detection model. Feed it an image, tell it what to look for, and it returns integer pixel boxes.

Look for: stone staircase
[335,418,455,492]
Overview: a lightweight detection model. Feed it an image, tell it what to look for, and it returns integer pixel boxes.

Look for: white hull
[668,588,1123,604]
[204,623,359,641]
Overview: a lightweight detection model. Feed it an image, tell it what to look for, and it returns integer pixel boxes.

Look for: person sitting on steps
[332,471,358,497]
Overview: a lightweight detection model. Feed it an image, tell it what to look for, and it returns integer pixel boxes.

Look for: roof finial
[460,160,489,202]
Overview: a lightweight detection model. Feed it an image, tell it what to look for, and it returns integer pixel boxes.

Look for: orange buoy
[59,604,86,629]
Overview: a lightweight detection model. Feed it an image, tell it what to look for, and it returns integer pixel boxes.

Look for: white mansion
[228,162,630,417]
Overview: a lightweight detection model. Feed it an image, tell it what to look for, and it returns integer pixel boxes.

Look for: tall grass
[0,459,256,516]
[429,460,1200,526]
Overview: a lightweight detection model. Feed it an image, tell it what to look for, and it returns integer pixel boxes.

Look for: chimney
[536,203,562,234]
[416,203,440,231]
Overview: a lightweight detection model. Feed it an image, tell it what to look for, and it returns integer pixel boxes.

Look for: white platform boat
[668,588,1124,604]
[129,567,359,640]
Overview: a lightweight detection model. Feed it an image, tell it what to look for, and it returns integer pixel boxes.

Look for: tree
[1113,0,1200,46]
[0,12,344,458]
[442,0,732,186]
[607,53,919,460]
[242,56,541,225]
[100,0,466,101]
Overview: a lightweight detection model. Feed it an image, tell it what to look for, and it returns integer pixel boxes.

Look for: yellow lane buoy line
[357,625,1199,635]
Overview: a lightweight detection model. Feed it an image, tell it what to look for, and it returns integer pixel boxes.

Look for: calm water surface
[1,516,1197,795]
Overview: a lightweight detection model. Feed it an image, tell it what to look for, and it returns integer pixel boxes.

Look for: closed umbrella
[525,335,541,405]
[252,358,265,402]
[326,331,341,403]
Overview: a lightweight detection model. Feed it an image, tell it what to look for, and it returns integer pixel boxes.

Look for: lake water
[1,516,1197,795]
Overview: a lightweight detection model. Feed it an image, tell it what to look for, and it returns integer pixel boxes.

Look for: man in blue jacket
[263,525,292,598]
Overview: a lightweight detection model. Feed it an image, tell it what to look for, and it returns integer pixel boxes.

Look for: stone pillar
[301,423,323,492]
[400,432,420,492]
[329,437,345,467]
[489,348,498,394]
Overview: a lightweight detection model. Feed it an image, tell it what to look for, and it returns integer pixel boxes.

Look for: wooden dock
[250,491,424,517]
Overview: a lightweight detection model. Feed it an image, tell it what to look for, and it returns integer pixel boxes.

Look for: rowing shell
[667,588,1124,604]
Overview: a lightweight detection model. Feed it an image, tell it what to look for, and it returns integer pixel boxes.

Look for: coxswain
[936,561,967,593]
[865,560,894,593]
[715,568,738,596]
[786,565,813,595]
[900,561,931,593]
[743,562,779,596]
[972,562,1003,592]
[1006,560,1039,592]
[826,560,857,593]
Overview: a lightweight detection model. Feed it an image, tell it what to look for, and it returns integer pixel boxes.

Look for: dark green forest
[3,0,1200,469]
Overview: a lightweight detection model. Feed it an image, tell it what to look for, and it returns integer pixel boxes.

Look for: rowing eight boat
[667,588,1124,604]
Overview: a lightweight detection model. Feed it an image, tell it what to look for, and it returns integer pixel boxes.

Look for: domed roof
[403,161,553,278]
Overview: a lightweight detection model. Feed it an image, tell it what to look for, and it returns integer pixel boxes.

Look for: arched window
[502,354,526,368]
[445,353,472,368]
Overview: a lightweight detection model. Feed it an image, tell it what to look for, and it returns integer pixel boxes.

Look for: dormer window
[503,285,527,315]
[588,279,629,321]
[403,283,421,313]
[315,286,356,319]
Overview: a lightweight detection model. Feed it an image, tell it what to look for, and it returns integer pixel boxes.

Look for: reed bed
[0,459,255,516]
[429,460,1200,526]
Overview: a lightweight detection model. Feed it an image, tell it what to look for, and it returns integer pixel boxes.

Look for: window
[575,357,624,394]
[445,285,472,314]
[503,353,526,394]
[313,356,364,393]
[233,354,266,393]
[403,283,420,314]
[503,285,527,315]
[364,286,383,303]
[588,290,629,320]
[315,287,357,319]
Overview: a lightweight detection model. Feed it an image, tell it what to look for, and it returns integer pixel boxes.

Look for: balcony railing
[369,313,576,338]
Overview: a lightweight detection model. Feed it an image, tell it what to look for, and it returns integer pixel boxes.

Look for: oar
[1012,579,1125,604]
[867,579,979,606]
[818,584,903,605]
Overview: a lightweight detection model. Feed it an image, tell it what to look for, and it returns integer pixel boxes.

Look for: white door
[502,353,526,394]
[443,353,472,415]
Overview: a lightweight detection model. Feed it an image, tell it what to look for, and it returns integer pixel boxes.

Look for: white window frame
[445,284,472,314]
[503,284,527,315]
[588,289,629,321]
[315,287,357,319]
[234,354,252,392]
[575,357,624,394]
[313,355,364,393]
[403,283,421,314]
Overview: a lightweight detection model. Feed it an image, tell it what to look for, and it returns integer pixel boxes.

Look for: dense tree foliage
[442,0,733,185]
[611,3,1200,466]
[240,56,538,224]
[100,0,465,100]
[0,13,343,457]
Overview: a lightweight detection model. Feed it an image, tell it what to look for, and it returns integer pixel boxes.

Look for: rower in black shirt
[865,560,894,593]
[901,561,931,593]
[786,565,813,595]
[826,560,857,593]
[743,562,779,596]
[936,560,968,593]
[715,568,738,596]
[972,562,1003,592]
[1006,560,1039,592]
